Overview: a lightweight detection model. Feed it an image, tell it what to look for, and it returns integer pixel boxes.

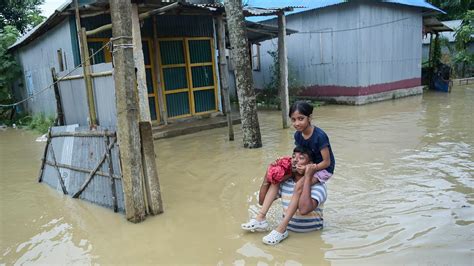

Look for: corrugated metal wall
[357,2,422,87]
[57,63,116,128]
[16,18,75,116]
[155,15,213,37]
[253,1,423,89]
[42,125,125,212]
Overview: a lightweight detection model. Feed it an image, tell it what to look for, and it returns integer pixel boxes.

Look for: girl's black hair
[289,101,313,117]
[293,145,314,162]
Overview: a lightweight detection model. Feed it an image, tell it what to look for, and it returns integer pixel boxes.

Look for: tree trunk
[223,0,262,148]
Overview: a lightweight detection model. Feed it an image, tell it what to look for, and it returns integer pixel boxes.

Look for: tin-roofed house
[8,0,298,219]
[248,0,445,105]
[9,0,292,128]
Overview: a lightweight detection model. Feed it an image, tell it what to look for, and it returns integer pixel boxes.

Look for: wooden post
[223,0,262,148]
[38,128,53,182]
[216,15,234,141]
[428,33,434,68]
[110,0,146,223]
[132,6,164,213]
[80,27,98,126]
[153,15,168,125]
[131,3,151,122]
[278,12,289,129]
[139,122,164,215]
[105,132,118,212]
[51,68,65,126]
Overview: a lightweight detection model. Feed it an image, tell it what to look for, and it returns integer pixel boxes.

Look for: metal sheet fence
[40,125,124,213]
[57,63,117,128]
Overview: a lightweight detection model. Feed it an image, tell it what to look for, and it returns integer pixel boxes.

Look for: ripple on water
[11,218,93,265]
[323,128,473,262]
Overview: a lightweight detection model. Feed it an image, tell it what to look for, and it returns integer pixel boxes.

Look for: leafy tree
[427,0,474,21]
[0,0,45,34]
[0,26,20,104]
[453,10,474,77]
[0,0,45,105]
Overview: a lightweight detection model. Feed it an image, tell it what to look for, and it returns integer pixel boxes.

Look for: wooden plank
[51,68,65,126]
[105,132,118,212]
[216,15,234,141]
[139,121,164,215]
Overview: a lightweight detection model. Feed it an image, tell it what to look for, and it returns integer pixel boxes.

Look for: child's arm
[306,147,331,176]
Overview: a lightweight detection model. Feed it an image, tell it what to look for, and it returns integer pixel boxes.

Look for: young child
[289,100,335,184]
[241,101,335,233]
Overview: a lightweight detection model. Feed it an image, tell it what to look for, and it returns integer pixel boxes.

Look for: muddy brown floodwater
[1,85,473,265]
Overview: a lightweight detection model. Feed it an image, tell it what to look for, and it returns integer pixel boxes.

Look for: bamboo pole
[74,0,83,59]
[80,28,98,126]
[44,160,121,179]
[153,15,168,124]
[278,12,289,129]
[50,131,115,138]
[216,15,234,141]
[74,0,97,126]
[58,70,113,81]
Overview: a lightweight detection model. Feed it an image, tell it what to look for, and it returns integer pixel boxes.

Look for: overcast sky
[40,0,65,17]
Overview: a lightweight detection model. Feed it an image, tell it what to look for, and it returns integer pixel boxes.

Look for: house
[9,0,290,126]
[247,0,444,105]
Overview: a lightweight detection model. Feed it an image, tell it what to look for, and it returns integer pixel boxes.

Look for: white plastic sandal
[241,219,269,232]
[262,229,288,245]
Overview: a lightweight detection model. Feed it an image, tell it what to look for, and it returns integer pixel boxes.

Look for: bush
[258,50,303,109]
[27,113,55,133]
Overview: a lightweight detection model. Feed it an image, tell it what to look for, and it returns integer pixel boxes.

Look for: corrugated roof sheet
[422,19,463,44]
[246,0,445,22]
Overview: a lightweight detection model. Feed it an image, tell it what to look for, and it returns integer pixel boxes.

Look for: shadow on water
[1,85,473,265]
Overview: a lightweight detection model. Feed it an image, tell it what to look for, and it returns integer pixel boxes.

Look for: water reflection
[13,218,93,265]
[1,85,473,265]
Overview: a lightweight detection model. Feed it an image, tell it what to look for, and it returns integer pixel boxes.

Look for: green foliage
[257,50,302,109]
[0,0,45,110]
[0,25,21,104]
[0,0,45,34]
[453,10,474,77]
[27,113,55,133]
[427,0,473,21]
[0,113,54,134]
[432,34,442,67]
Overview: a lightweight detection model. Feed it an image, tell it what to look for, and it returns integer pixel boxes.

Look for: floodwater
[1,85,473,265]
